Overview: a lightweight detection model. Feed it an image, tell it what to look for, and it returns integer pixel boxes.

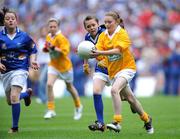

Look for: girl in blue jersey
[0,8,39,133]
[83,16,109,132]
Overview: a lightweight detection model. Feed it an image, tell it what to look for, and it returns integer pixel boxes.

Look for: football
[77,41,95,59]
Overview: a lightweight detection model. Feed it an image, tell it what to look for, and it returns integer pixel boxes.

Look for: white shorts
[48,66,73,83]
[112,69,136,84]
[1,69,28,94]
[93,72,111,86]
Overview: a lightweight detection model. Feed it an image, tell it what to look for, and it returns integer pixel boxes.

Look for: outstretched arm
[91,48,121,57]
[30,54,39,70]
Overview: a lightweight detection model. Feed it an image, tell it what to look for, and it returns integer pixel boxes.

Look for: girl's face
[104,15,118,35]
[4,12,17,30]
[48,21,58,36]
[84,19,99,37]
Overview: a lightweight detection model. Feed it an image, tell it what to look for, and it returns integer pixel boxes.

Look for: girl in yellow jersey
[43,18,83,120]
[91,11,154,134]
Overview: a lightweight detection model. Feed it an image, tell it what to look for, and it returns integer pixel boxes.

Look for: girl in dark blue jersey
[0,8,39,133]
[83,16,109,132]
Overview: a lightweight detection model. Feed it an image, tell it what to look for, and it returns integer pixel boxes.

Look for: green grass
[0,96,180,139]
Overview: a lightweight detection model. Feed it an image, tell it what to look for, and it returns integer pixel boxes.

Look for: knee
[11,94,18,103]
[111,87,119,96]
[93,86,102,94]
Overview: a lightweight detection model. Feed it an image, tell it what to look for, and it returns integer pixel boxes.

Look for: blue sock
[20,91,29,100]
[93,94,104,123]
[12,103,20,128]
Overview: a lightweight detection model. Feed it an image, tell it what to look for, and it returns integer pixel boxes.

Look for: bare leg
[47,74,58,102]
[120,85,144,115]
[111,77,127,115]
[66,82,79,100]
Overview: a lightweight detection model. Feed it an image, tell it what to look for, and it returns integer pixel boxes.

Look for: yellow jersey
[45,30,72,72]
[96,26,136,79]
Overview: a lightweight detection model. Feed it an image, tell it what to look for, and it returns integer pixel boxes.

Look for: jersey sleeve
[26,34,37,55]
[56,34,70,56]
[115,29,131,51]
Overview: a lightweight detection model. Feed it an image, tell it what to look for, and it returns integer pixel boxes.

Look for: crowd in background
[1,0,180,100]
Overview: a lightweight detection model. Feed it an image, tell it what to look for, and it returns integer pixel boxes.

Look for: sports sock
[47,101,55,110]
[20,91,29,100]
[93,94,104,123]
[12,103,20,128]
[113,115,122,123]
[74,97,81,108]
[140,112,149,123]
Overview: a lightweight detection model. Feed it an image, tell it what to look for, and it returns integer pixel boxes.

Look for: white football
[77,41,95,59]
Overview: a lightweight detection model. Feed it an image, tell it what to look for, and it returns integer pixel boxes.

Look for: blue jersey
[84,25,108,75]
[0,27,37,73]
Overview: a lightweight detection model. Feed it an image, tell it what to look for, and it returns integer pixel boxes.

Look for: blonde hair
[48,17,60,26]
[105,11,124,28]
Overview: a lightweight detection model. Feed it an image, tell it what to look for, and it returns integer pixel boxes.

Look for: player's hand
[43,42,55,52]
[42,46,49,52]
[30,61,40,70]
[90,48,101,58]
[83,63,90,75]
[43,41,50,52]
[97,60,106,67]
[0,63,6,72]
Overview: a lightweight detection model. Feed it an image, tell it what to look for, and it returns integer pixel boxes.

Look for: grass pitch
[0,96,180,139]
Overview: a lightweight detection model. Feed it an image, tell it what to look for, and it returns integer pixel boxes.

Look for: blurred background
[0,0,179,102]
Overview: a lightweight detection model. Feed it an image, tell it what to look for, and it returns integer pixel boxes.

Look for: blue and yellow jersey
[96,26,136,79]
[0,27,37,73]
[46,30,72,72]
[85,26,105,45]
[85,26,108,74]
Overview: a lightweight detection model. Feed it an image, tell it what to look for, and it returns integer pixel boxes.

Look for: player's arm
[48,35,70,56]
[92,48,121,56]
[28,40,39,70]
[30,53,39,70]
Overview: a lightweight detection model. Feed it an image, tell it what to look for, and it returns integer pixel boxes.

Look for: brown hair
[105,11,124,28]
[0,7,17,26]
[83,15,99,29]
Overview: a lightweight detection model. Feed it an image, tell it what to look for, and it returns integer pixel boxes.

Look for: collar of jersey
[105,25,121,39]
[2,26,20,35]
[48,30,61,38]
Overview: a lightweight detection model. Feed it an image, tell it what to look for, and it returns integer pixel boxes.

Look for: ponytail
[119,18,124,29]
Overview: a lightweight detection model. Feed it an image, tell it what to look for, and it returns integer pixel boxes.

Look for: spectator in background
[71,47,87,96]
[169,42,180,95]
[36,26,50,104]
[2,0,179,97]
